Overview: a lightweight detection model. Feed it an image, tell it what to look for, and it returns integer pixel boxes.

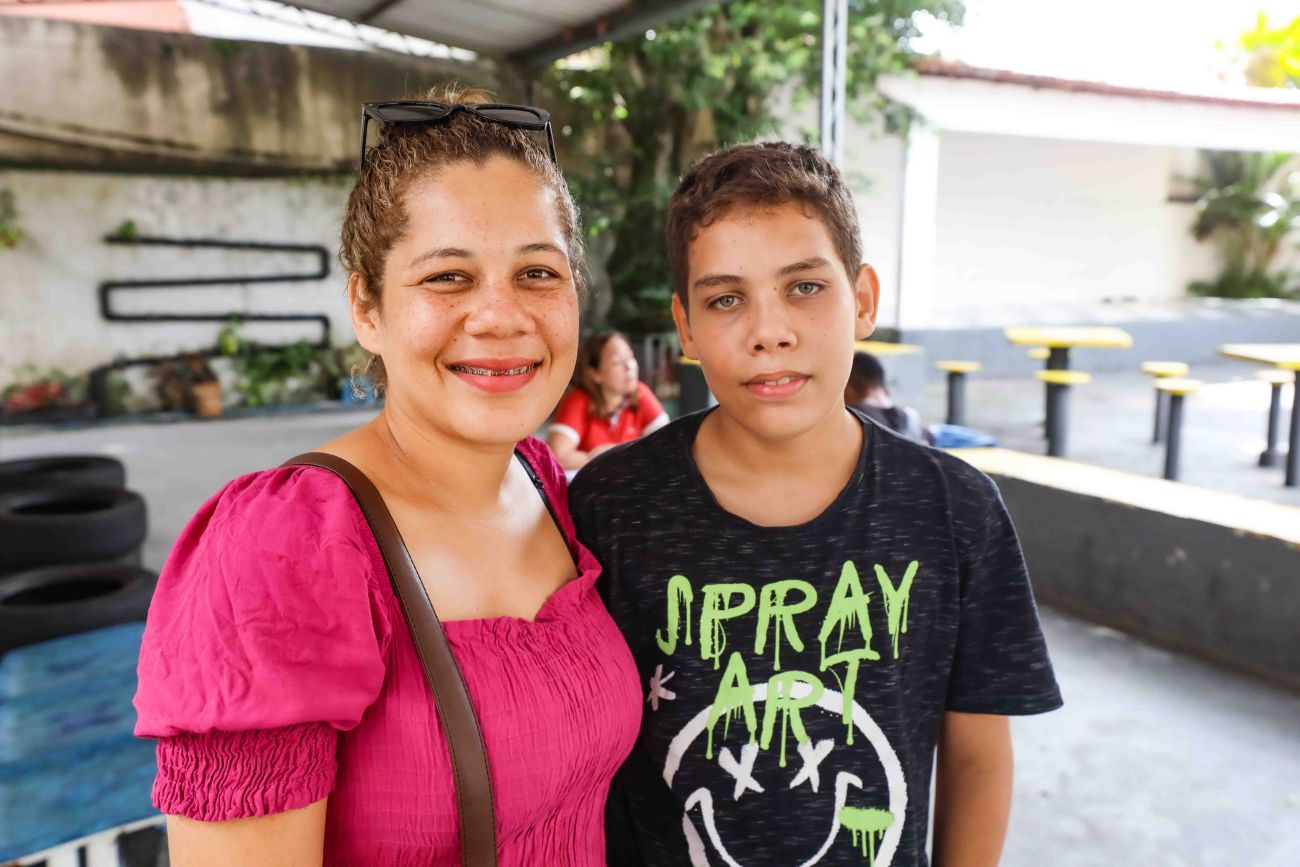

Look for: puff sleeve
[133,466,392,820]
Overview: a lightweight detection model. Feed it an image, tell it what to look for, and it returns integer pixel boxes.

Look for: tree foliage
[1188,151,1299,299]
[1235,12,1300,89]
[1189,12,1300,299]
[543,0,963,331]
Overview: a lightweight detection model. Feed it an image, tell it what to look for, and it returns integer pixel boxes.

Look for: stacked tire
[0,455,157,655]
[0,455,163,865]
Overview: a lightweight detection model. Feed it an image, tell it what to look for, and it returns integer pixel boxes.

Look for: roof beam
[356,0,403,25]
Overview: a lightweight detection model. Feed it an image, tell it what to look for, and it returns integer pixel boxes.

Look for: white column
[895,123,940,332]
[819,0,848,166]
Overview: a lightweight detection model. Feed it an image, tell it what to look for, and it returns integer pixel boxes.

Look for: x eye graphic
[718,743,764,801]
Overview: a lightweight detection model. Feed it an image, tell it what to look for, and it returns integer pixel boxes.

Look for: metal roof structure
[278,0,716,68]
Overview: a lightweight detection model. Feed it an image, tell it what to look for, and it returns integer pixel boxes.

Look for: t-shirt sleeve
[635,382,669,435]
[133,467,392,820]
[549,387,590,445]
[943,465,1063,715]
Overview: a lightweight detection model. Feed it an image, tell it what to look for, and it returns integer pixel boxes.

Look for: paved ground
[3,393,1299,865]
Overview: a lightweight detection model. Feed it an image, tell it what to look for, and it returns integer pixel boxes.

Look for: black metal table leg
[1043,347,1070,436]
[946,371,967,426]
[1286,380,1299,488]
[1153,389,1169,444]
[1260,381,1284,468]
[1164,393,1186,481]
[1046,382,1069,457]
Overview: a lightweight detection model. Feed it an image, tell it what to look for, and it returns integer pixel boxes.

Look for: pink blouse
[133,438,642,866]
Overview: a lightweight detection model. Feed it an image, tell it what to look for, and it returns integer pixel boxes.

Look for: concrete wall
[0,18,499,389]
[0,16,496,173]
[989,470,1300,691]
[0,170,354,386]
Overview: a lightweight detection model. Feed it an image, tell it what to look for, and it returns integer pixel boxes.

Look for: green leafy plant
[217,320,360,407]
[543,0,964,331]
[1187,150,1300,299]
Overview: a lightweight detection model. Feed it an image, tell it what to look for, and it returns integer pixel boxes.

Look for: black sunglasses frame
[358,101,558,171]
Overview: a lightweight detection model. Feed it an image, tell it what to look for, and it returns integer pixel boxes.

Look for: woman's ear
[348,273,382,356]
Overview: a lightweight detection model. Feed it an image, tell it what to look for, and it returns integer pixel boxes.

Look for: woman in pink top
[133,86,642,866]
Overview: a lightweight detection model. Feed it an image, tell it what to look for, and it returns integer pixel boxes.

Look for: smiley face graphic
[662,681,907,866]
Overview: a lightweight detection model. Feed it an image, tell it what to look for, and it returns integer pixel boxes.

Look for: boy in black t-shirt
[569,142,1061,867]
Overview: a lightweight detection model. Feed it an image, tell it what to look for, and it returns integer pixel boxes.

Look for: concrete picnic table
[1219,343,1300,487]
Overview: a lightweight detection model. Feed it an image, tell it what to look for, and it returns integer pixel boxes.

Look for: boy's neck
[692,402,864,526]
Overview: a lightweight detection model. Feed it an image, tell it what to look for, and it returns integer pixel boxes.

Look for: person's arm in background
[931,710,1014,866]
[167,801,328,867]
[548,388,601,471]
[636,381,670,437]
[548,427,602,470]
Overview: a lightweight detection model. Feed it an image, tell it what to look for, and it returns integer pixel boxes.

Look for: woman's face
[352,155,580,447]
[594,336,639,400]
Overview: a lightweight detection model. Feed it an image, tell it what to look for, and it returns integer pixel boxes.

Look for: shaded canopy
[281,0,716,67]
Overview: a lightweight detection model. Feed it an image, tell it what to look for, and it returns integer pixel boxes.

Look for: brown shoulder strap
[282,452,497,867]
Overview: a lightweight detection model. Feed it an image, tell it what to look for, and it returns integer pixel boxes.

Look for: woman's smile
[446,357,543,393]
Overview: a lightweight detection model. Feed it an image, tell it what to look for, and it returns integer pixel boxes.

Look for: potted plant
[188,357,224,418]
[152,355,223,417]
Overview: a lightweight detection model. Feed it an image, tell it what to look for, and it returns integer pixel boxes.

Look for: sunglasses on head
[358,101,558,171]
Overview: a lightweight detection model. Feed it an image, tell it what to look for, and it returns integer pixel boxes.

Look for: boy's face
[672,203,879,442]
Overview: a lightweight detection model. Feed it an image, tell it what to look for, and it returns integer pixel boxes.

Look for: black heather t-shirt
[569,408,1062,867]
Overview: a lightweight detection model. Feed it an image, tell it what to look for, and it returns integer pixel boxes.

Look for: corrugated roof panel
[284,0,689,59]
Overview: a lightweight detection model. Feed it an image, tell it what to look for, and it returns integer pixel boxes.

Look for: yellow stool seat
[1027,348,1050,361]
[1036,370,1092,386]
[1278,360,1300,372]
[1154,378,1203,396]
[936,361,981,374]
[1140,361,1190,378]
[1256,369,1295,386]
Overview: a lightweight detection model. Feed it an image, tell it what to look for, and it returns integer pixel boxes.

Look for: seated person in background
[846,350,933,444]
[548,331,670,470]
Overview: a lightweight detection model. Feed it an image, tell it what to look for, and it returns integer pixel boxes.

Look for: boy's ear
[853,263,881,341]
[671,293,699,360]
[348,272,383,356]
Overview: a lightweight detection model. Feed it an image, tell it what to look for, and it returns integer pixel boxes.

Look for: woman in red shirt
[547,331,670,470]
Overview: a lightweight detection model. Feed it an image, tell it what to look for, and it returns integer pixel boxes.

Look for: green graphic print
[657,559,919,867]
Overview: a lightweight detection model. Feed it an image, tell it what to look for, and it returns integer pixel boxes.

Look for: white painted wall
[930,133,1219,321]
[830,123,1221,330]
[0,170,354,386]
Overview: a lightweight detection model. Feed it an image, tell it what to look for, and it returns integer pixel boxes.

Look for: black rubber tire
[0,563,158,655]
[0,455,126,493]
[0,486,147,573]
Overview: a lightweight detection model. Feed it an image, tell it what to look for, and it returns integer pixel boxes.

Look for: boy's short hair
[666,141,863,307]
[848,351,886,393]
